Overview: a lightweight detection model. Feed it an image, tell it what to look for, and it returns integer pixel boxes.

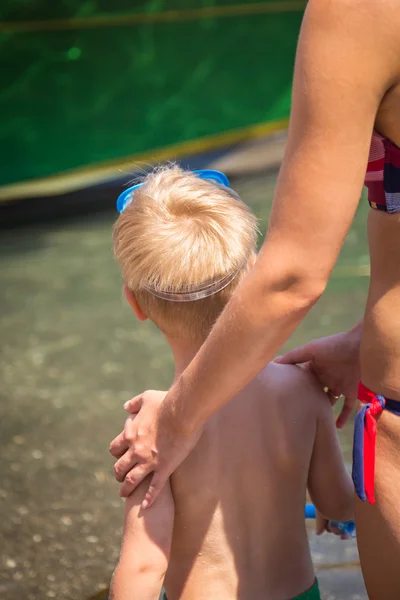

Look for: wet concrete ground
[0,167,369,599]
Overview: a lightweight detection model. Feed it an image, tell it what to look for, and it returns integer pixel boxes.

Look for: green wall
[0,1,304,187]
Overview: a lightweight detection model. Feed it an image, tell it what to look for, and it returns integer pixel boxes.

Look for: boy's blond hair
[113,165,258,340]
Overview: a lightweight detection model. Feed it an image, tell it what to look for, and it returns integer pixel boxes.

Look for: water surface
[0,170,369,599]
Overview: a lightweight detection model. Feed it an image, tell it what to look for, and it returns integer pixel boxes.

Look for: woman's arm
[110,0,398,504]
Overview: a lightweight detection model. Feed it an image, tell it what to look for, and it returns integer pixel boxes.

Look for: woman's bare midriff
[361,209,400,400]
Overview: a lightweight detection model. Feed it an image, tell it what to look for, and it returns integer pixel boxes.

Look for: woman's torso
[361,82,400,400]
[360,83,400,521]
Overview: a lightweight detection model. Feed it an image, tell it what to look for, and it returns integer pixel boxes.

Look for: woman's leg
[356,411,400,599]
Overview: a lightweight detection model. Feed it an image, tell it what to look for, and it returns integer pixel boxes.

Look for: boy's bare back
[114,363,352,600]
[166,362,317,600]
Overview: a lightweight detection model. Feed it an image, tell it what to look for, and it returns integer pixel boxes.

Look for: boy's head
[113,165,258,342]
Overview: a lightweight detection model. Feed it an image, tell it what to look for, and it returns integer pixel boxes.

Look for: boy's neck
[164,334,204,379]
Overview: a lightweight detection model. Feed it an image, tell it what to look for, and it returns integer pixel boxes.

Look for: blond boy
[110,166,354,600]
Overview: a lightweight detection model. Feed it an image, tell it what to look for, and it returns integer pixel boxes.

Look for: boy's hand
[276,322,362,428]
[315,511,352,540]
[315,510,329,536]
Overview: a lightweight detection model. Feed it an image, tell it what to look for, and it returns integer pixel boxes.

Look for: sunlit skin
[109,290,353,600]
[110,1,400,597]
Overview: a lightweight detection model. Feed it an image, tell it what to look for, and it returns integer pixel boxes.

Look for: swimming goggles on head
[115,168,239,302]
[116,169,230,213]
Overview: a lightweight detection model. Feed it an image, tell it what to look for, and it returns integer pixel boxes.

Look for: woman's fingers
[124,394,144,413]
[109,431,129,459]
[275,344,314,365]
[114,447,141,483]
[325,389,342,406]
[110,388,198,503]
[113,415,149,481]
[141,470,169,509]
[119,465,152,498]
[336,395,356,429]
[109,413,138,458]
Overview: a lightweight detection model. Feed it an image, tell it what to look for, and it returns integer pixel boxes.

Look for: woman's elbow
[288,274,327,307]
[256,248,329,304]
[262,267,328,313]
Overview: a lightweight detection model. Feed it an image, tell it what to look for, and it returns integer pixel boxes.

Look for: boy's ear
[123,285,148,321]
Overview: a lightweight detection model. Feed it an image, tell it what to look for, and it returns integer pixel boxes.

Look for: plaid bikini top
[365,130,400,213]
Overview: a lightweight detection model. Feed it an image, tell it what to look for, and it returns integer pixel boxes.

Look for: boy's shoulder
[256,361,329,417]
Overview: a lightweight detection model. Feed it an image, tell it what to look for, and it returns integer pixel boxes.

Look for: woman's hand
[109,387,203,506]
[277,322,362,428]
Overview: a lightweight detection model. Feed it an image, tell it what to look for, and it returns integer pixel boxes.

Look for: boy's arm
[110,476,174,600]
[307,392,354,523]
